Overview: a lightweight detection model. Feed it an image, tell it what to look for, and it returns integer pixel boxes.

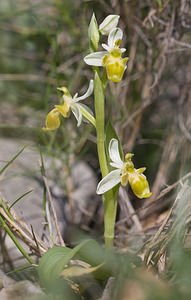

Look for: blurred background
[0,0,191,298]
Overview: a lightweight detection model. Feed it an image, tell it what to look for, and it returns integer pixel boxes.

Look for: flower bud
[88,13,100,52]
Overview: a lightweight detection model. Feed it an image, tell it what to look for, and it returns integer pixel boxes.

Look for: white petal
[71,104,82,127]
[121,48,126,53]
[108,27,123,48]
[75,79,94,101]
[109,138,124,167]
[99,15,120,36]
[96,169,121,194]
[102,43,111,52]
[84,51,107,66]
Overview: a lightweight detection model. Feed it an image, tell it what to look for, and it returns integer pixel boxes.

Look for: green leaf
[38,246,71,289]
[88,13,99,52]
[38,239,106,289]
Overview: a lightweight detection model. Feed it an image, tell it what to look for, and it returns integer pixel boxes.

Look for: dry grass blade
[39,156,65,247]
[0,205,47,256]
[144,182,191,266]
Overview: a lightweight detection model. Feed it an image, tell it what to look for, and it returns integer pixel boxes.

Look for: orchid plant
[43,13,152,249]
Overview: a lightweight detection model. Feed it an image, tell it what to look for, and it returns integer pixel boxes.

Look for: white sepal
[96,169,121,194]
[79,103,94,116]
[109,138,123,168]
[99,15,120,36]
[71,104,82,127]
[76,79,94,101]
[78,103,94,124]
[84,51,107,66]
[108,27,123,48]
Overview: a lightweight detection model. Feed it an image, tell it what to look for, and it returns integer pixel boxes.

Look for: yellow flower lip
[102,53,128,82]
[42,108,60,131]
[128,170,152,199]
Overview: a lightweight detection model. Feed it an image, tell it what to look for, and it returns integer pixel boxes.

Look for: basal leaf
[38,246,71,289]
[38,239,106,289]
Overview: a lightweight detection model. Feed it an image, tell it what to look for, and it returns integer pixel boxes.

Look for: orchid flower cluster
[43,14,151,247]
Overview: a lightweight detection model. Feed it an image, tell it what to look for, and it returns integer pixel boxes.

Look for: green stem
[94,71,117,249]
[0,212,34,265]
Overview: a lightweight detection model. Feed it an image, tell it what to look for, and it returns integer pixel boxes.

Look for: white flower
[96,139,152,199]
[43,80,94,130]
[84,28,128,82]
[84,27,126,66]
[99,15,120,36]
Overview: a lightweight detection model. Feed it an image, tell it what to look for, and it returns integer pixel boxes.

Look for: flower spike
[96,138,152,199]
